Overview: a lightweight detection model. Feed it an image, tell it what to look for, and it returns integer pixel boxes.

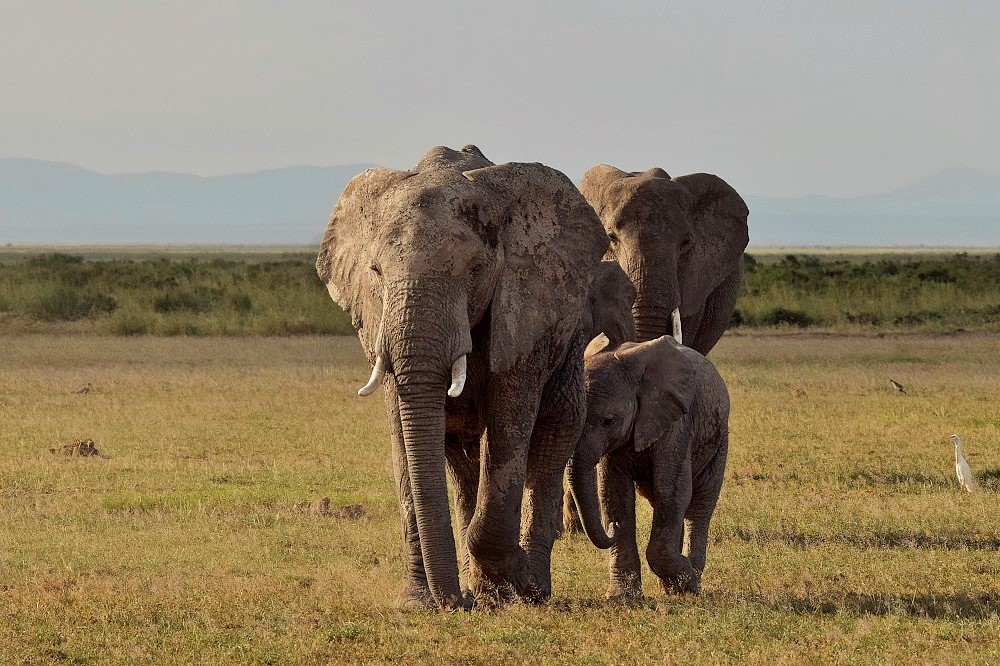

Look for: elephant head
[584,260,637,347]
[316,145,608,608]
[568,334,696,549]
[580,165,749,348]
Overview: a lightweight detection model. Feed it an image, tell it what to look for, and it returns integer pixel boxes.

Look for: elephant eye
[607,232,619,245]
[370,262,382,277]
[601,415,614,428]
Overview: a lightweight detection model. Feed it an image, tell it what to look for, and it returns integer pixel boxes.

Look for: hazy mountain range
[1,159,998,247]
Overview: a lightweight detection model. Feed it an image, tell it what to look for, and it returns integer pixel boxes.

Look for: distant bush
[153,287,219,313]
[758,307,815,328]
[736,252,1000,332]
[2,250,999,335]
[29,284,117,321]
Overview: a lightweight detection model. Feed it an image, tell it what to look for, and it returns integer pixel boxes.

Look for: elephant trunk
[633,300,675,343]
[385,285,472,610]
[394,365,464,608]
[567,453,617,549]
[627,262,679,343]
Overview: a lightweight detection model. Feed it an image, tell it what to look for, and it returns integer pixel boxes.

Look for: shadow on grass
[978,467,1000,490]
[725,527,1000,551]
[841,470,952,489]
[778,591,1000,620]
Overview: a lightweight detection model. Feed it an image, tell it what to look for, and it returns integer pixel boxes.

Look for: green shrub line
[732,252,1000,332]
[1,251,999,335]
[0,253,354,336]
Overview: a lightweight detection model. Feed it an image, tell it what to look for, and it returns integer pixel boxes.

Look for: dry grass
[2,333,999,664]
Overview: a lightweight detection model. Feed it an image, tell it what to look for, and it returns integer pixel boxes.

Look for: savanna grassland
[3,329,999,664]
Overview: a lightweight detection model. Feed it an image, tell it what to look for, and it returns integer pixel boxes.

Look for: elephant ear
[579,164,632,221]
[463,163,610,373]
[630,336,697,452]
[315,167,413,357]
[673,173,750,282]
[584,333,611,359]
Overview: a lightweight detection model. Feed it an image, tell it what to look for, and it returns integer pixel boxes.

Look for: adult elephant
[316,145,608,610]
[580,165,750,352]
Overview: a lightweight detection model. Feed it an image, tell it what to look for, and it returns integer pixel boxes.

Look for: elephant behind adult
[580,165,749,352]
[316,145,608,609]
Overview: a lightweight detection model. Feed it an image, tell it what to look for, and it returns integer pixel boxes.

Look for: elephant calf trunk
[567,458,618,549]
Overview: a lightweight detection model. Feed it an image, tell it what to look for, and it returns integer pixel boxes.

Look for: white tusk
[447,355,467,398]
[671,308,683,345]
[357,356,386,396]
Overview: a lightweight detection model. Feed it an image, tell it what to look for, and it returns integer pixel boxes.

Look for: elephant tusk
[357,356,386,396]
[671,308,683,345]
[447,355,467,398]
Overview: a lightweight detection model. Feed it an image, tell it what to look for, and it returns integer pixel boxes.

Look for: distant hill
[746,167,1000,247]
[0,159,372,245]
[0,160,997,246]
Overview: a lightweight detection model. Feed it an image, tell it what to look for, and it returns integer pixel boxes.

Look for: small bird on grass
[950,434,975,492]
[74,382,93,395]
[889,379,906,395]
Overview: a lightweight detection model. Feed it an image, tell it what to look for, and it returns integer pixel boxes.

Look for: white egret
[950,434,975,492]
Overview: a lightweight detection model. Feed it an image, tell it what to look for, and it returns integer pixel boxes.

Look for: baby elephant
[569,333,729,597]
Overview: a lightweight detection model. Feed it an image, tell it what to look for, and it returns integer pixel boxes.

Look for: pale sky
[3,1,998,197]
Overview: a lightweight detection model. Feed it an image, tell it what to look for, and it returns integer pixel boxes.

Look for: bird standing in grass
[74,382,93,395]
[889,379,906,395]
[950,434,975,492]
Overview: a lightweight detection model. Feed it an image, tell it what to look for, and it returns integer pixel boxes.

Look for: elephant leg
[684,437,728,581]
[690,265,742,355]
[384,378,432,609]
[601,458,642,599]
[647,447,696,595]
[561,485,584,535]
[466,379,544,605]
[445,432,481,598]
[522,337,587,600]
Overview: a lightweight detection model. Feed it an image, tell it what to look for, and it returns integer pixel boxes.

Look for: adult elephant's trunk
[385,285,472,610]
[567,454,617,549]
[627,262,678,343]
[394,366,463,607]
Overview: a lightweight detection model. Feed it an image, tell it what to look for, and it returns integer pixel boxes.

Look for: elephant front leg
[647,449,697,595]
[601,458,642,599]
[445,433,481,599]
[523,337,587,599]
[466,384,542,605]
[683,437,728,585]
[385,379,433,609]
[521,428,581,600]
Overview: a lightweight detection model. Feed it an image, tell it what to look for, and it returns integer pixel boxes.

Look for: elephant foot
[606,573,643,601]
[659,568,701,595]
[396,581,436,611]
[468,549,541,605]
[397,582,472,612]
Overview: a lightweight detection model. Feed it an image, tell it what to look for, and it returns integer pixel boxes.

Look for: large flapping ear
[463,163,609,373]
[629,336,697,452]
[315,167,412,357]
[673,173,750,280]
